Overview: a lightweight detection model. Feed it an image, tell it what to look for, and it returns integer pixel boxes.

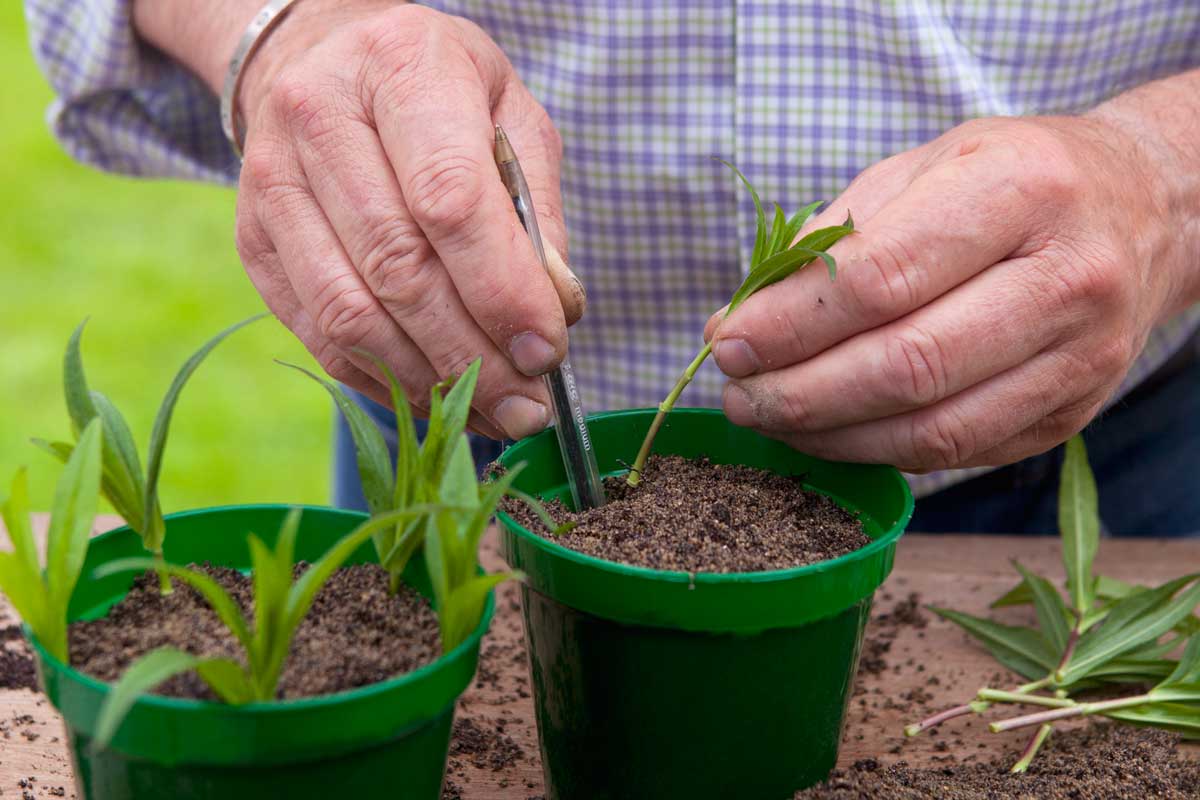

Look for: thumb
[544,240,587,326]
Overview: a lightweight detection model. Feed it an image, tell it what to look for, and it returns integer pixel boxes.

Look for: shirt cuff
[25,0,240,185]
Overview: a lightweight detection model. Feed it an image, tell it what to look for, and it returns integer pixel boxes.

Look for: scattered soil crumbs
[797,724,1200,799]
[859,593,928,677]
[448,716,524,771]
[500,455,871,573]
[69,563,440,700]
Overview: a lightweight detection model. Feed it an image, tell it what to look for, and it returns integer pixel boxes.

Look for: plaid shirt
[26,0,1200,496]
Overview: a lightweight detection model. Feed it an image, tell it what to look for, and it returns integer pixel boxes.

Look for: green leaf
[89,391,147,532]
[0,552,47,653]
[195,658,255,704]
[1149,636,1200,702]
[1012,562,1071,653]
[379,520,424,578]
[1104,702,1200,738]
[466,465,524,556]
[143,314,266,551]
[440,572,519,653]
[1059,436,1099,615]
[92,647,208,751]
[1063,576,1200,684]
[717,159,767,268]
[246,534,289,682]
[930,606,1057,679]
[727,239,848,315]
[783,201,824,247]
[63,320,99,436]
[991,578,1034,609]
[766,203,787,256]
[1096,575,1140,600]
[44,418,103,634]
[280,361,393,515]
[437,360,481,469]
[94,558,253,652]
[1,469,40,576]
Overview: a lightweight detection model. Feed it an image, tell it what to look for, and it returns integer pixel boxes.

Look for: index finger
[373,35,567,378]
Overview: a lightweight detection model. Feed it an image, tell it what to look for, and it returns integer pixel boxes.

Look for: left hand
[705,114,1191,472]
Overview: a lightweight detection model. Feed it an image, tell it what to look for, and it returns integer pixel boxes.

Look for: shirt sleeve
[24,0,239,185]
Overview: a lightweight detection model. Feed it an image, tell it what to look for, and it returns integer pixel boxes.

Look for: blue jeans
[332,338,1199,536]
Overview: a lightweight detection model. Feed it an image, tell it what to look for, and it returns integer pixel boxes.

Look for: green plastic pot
[497,408,913,799]
[30,504,492,800]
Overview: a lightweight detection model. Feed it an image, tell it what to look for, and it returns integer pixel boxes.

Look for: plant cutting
[34,316,262,593]
[12,335,517,800]
[626,161,853,486]
[495,165,913,799]
[0,418,102,662]
[906,436,1200,771]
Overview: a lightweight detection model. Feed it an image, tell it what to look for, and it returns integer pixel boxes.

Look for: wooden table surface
[0,516,1196,798]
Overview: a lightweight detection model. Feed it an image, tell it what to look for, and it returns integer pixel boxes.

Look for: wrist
[133,0,266,95]
[1086,70,1200,314]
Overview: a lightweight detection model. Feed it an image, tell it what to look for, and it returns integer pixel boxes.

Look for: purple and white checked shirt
[25,0,1200,496]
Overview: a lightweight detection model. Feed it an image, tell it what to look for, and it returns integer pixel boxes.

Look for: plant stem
[1010,724,1052,773]
[154,551,173,595]
[989,694,1152,733]
[904,703,976,737]
[976,689,1073,708]
[627,343,713,487]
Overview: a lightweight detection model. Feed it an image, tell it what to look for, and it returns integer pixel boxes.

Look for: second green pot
[31,505,492,800]
[497,409,913,799]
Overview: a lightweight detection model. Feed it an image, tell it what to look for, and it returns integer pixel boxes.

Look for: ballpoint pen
[493,125,607,510]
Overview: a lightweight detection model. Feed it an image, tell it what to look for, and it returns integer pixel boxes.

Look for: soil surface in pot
[69,563,441,700]
[501,454,871,572]
[795,723,1200,799]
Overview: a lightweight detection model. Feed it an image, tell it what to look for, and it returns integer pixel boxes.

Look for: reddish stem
[905,703,974,736]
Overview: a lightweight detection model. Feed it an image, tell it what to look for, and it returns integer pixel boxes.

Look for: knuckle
[313,283,376,348]
[845,232,921,321]
[884,324,948,407]
[405,152,487,237]
[775,383,816,432]
[358,222,438,314]
[239,146,281,196]
[269,72,329,142]
[906,409,975,470]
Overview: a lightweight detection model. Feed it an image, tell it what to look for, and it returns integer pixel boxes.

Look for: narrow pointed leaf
[503,486,576,536]
[1012,562,1071,653]
[247,534,288,674]
[782,200,823,247]
[280,361,393,514]
[1096,575,1140,600]
[44,418,102,610]
[95,558,252,652]
[195,658,256,704]
[727,240,843,314]
[380,521,424,577]
[1104,702,1200,738]
[441,572,520,652]
[766,203,787,256]
[930,606,1057,679]
[1148,636,1200,701]
[717,159,766,268]
[1064,577,1200,683]
[991,578,1033,609]
[63,320,99,435]
[438,360,481,461]
[1,469,40,576]
[466,465,524,556]
[89,390,146,531]
[0,553,47,652]
[92,647,208,750]
[143,314,266,546]
[1059,436,1099,615]
[794,213,854,253]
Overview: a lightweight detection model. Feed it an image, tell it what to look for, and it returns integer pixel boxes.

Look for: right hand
[232,1,585,438]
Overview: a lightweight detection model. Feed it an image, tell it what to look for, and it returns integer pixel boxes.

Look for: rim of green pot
[497,408,914,633]
[31,504,493,765]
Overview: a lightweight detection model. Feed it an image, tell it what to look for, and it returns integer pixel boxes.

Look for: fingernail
[509,332,560,376]
[722,382,756,426]
[493,396,549,439]
[713,338,760,377]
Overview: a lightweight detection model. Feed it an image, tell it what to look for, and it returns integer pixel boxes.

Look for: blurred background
[1,6,330,512]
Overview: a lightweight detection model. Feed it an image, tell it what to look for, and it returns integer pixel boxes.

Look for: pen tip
[494,124,507,142]
[493,124,515,163]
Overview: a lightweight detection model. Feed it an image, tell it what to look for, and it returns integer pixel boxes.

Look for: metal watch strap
[220,0,301,159]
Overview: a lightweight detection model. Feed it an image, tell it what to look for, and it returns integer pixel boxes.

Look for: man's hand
[136,0,584,438]
[706,76,1200,473]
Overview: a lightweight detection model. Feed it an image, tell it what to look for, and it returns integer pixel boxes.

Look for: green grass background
[0,7,330,512]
